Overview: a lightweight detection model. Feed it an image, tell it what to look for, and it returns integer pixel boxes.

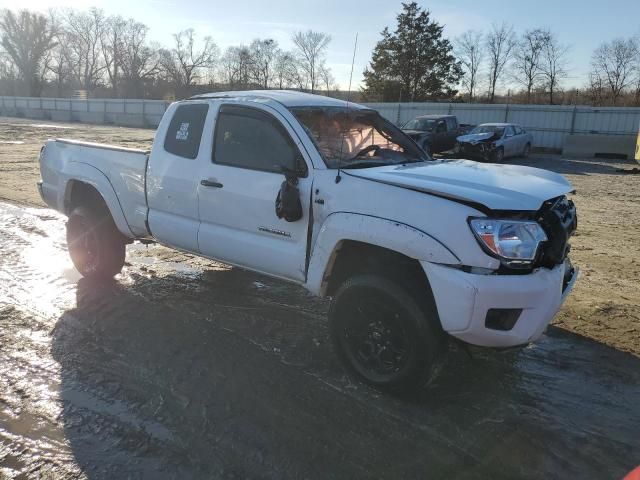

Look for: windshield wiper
[342,159,393,169]
[342,158,424,169]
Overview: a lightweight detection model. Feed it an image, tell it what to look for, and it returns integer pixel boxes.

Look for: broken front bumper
[421,260,578,348]
[457,142,493,160]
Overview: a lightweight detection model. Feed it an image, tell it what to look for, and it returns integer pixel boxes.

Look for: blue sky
[5,0,640,91]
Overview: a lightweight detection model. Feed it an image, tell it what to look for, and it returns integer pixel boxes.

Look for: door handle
[200,179,223,188]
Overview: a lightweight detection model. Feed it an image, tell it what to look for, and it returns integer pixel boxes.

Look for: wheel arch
[305,212,460,297]
[61,165,133,238]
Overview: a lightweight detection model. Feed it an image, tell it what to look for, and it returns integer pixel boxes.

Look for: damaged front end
[470,195,578,274]
[456,132,500,161]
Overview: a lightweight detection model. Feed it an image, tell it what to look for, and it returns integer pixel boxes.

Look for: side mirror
[276,167,303,222]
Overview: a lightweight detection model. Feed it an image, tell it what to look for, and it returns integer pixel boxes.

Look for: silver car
[455,123,533,162]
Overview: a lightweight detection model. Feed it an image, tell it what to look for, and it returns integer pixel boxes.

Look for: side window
[514,126,523,135]
[164,103,209,159]
[436,120,447,133]
[505,126,515,137]
[445,117,457,131]
[213,105,306,176]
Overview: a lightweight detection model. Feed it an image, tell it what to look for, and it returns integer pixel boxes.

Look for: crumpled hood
[456,132,495,144]
[346,160,574,211]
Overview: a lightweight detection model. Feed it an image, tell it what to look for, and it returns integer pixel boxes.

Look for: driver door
[197,103,312,282]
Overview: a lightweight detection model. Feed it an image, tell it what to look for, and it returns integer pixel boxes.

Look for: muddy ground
[0,117,639,478]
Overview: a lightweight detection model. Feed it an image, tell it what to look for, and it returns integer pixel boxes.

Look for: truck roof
[190,90,367,109]
[414,114,457,119]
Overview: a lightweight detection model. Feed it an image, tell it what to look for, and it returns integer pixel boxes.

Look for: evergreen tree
[362,2,461,102]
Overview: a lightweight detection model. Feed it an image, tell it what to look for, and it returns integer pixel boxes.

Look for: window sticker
[176,122,190,141]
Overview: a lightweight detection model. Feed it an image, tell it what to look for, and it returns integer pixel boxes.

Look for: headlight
[469,218,548,264]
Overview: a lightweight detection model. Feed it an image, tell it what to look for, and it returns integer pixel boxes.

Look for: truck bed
[39,138,150,238]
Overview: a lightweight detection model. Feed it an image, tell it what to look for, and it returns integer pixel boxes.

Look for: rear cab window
[445,117,457,131]
[164,103,209,159]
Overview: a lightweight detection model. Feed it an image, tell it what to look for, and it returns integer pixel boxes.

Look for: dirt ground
[0,116,639,478]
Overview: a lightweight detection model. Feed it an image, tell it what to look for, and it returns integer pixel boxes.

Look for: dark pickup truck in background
[401,115,471,156]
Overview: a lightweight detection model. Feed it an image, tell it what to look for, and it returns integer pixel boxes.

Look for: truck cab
[402,114,462,155]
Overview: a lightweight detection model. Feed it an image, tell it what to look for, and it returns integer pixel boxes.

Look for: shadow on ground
[50,271,640,479]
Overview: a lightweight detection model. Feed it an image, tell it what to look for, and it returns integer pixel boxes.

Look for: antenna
[336,32,358,184]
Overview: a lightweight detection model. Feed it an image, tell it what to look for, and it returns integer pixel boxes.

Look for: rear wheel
[329,274,445,391]
[522,143,531,158]
[66,205,126,279]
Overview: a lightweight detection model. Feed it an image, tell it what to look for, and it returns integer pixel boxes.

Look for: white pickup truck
[38,90,578,391]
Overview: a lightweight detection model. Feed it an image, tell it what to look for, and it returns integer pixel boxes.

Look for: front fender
[305,212,460,295]
[60,161,134,238]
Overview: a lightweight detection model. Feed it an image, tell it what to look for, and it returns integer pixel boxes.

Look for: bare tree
[318,62,336,92]
[273,50,303,89]
[248,38,278,89]
[63,8,108,93]
[512,28,548,103]
[119,20,160,98]
[0,9,58,95]
[586,71,605,106]
[292,30,330,93]
[591,37,639,105]
[219,45,253,89]
[100,15,126,97]
[455,30,484,101]
[0,50,17,94]
[628,35,640,105]
[160,29,218,95]
[540,31,570,105]
[485,22,515,103]
[44,40,72,96]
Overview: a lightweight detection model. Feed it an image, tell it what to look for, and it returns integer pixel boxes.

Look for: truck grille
[537,196,577,267]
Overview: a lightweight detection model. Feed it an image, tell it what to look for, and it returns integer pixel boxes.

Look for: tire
[491,147,504,163]
[329,274,445,392]
[522,143,531,158]
[66,205,126,279]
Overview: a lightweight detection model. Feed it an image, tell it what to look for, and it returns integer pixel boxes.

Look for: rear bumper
[421,260,578,348]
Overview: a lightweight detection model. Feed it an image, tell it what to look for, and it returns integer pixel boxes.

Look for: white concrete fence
[1,95,640,153]
[0,96,168,129]
[368,102,640,151]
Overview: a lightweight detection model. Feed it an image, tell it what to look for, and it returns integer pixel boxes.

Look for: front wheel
[491,147,504,163]
[329,274,445,391]
[67,205,126,279]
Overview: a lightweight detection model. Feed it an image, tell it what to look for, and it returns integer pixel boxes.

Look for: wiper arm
[342,159,391,169]
[343,158,425,169]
